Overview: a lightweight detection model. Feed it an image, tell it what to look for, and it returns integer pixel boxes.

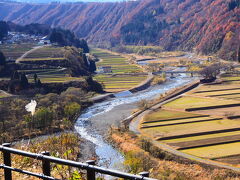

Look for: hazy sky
[12,0,125,2]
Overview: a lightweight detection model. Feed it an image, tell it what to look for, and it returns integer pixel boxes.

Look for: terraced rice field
[140,75,240,166]
[142,109,204,123]
[24,46,64,59]
[20,46,65,62]
[26,68,84,83]
[141,117,240,138]
[93,49,142,74]
[163,96,238,110]
[20,57,66,62]
[221,76,240,82]
[162,130,240,143]
[94,74,147,92]
[181,142,240,159]
[92,49,147,92]
[189,85,240,100]
[0,43,34,60]
[18,46,73,83]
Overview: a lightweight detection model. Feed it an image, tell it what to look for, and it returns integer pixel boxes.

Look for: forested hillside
[0,0,239,60]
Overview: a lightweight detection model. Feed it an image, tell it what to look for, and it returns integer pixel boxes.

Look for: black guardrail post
[86,160,96,180]
[139,172,150,177]
[41,151,51,179]
[2,143,12,180]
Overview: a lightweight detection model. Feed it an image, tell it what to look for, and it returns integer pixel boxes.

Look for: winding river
[74,73,196,171]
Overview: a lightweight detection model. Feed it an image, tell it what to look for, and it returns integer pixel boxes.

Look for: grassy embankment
[91,48,148,92]
[140,73,240,166]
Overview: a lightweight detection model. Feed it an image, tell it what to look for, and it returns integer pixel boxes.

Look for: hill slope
[0,0,239,60]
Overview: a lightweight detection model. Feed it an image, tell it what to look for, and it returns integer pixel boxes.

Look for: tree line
[0,21,89,53]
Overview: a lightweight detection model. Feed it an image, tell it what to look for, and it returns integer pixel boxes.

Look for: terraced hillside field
[0,43,34,61]
[18,46,84,83]
[140,74,240,167]
[92,49,147,92]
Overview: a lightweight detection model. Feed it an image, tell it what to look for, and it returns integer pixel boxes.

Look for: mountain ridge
[0,0,239,60]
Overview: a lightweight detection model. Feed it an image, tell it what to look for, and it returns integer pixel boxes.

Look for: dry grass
[163,131,240,143]
[143,109,200,122]
[140,74,240,165]
[110,130,240,179]
[181,142,240,159]
[141,119,240,138]
[163,96,237,110]
[194,107,240,117]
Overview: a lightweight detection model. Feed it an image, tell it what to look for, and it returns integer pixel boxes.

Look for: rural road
[129,88,240,172]
[15,45,49,63]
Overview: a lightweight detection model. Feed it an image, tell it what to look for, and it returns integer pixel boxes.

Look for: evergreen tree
[0,21,9,41]
[89,60,96,72]
[20,73,29,88]
[34,73,38,83]
[79,39,89,53]
[228,0,240,11]
[36,79,42,88]
[11,71,20,80]
[0,51,6,66]
[49,30,65,45]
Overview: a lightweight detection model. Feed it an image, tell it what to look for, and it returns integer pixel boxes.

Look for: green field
[93,48,142,74]
[140,75,240,165]
[194,89,240,97]
[163,96,237,109]
[181,142,240,159]
[20,57,66,62]
[24,46,64,59]
[141,118,240,138]
[163,131,240,143]
[26,68,82,83]
[142,109,201,122]
[94,74,147,92]
[141,116,218,127]
[92,49,146,92]
[221,76,240,81]
[0,43,34,60]
[16,46,74,83]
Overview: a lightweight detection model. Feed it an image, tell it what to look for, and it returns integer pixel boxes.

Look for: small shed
[98,66,112,73]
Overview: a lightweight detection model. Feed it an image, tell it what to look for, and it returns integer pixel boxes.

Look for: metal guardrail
[0,143,156,180]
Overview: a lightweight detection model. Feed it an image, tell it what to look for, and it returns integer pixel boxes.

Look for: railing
[0,143,156,180]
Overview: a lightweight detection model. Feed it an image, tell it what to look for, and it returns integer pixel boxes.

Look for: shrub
[64,102,81,121]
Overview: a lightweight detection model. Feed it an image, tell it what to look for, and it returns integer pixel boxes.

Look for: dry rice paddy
[140,74,240,166]
[92,49,147,92]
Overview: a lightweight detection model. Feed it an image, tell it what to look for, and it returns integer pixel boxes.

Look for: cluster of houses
[0,32,50,45]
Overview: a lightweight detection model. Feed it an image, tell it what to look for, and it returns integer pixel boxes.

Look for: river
[74,73,196,172]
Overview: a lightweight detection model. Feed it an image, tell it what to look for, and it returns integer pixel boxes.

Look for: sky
[10,0,126,2]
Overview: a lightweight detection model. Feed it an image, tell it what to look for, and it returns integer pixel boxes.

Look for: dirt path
[16,45,49,63]
[0,90,12,97]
